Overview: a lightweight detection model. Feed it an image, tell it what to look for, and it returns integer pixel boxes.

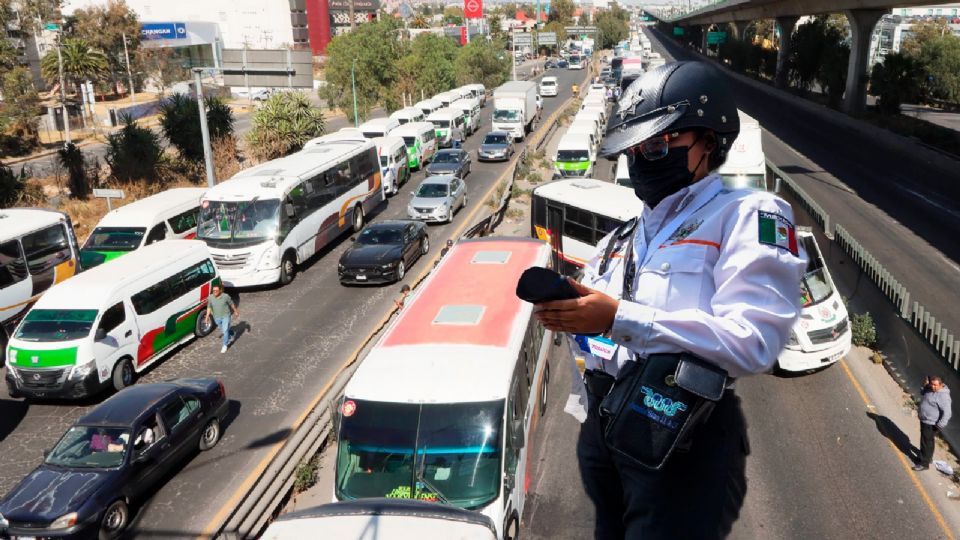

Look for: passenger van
[433,91,458,108]
[373,136,411,196]
[4,240,218,400]
[566,120,599,152]
[581,103,607,125]
[80,188,206,270]
[334,237,553,540]
[392,121,438,171]
[414,99,443,117]
[462,84,486,106]
[572,111,603,137]
[426,107,466,148]
[389,107,426,125]
[358,117,400,139]
[450,97,482,135]
[539,76,558,97]
[718,111,765,190]
[554,133,595,178]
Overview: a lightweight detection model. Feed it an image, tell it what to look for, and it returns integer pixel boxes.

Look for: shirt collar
[655,173,723,213]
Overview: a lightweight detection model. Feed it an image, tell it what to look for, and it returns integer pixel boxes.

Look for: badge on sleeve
[758,211,798,256]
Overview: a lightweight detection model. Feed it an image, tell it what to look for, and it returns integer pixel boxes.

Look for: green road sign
[44,22,60,31]
[707,31,727,45]
[673,27,685,36]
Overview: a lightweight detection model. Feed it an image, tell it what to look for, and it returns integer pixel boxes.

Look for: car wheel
[195,310,214,337]
[396,260,405,281]
[111,358,134,392]
[199,417,222,451]
[279,252,297,285]
[99,499,129,540]
[421,236,430,256]
[352,204,364,233]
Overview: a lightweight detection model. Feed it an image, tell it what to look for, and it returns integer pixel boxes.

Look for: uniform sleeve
[608,195,807,377]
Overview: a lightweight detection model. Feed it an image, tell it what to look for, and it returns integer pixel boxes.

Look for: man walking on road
[914,376,952,471]
[205,284,240,353]
[451,124,464,149]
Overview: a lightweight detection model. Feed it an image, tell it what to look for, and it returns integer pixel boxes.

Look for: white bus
[197,139,384,287]
[1,209,81,363]
[531,179,644,275]
[334,237,554,540]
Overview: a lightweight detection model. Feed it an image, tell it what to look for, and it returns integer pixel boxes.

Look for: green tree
[901,17,951,58]
[543,20,567,45]
[454,38,511,89]
[246,91,326,161]
[0,161,29,206]
[788,15,846,96]
[917,35,960,103]
[58,143,89,199]
[488,13,505,40]
[160,93,234,163]
[0,38,19,71]
[320,19,402,122]
[595,11,628,49]
[870,52,921,114]
[138,47,188,96]
[410,14,429,29]
[40,38,108,96]
[0,67,40,156]
[443,6,465,26]
[394,33,458,109]
[548,0,575,25]
[65,0,140,96]
[106,116,166,183]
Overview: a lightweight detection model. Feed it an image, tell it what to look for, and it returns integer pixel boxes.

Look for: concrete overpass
[642,0,956,114]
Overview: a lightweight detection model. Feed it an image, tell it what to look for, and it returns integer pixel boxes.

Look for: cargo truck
[492,81,538,141]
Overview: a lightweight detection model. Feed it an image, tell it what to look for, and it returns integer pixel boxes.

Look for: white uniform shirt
[564,174,807,421]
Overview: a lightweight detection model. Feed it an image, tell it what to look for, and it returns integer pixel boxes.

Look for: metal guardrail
[767,157,959,370]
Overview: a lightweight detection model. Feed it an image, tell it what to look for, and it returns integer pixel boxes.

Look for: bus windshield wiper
[415,443,451,505]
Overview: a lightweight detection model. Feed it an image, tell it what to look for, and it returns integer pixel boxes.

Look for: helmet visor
[600,101,689,158]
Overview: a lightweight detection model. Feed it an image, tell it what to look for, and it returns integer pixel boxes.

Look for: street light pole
[55,31,71,145]
[351,59,359,127]
[193,69,216,188]
[122,33,136,104]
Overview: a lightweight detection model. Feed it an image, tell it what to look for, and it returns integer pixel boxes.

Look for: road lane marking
[839,359,956,540]
[197,74,586,539]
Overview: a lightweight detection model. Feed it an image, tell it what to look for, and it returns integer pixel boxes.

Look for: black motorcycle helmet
[600,61,740,162]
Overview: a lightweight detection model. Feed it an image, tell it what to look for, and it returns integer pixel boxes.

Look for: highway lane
[0,67,585,537]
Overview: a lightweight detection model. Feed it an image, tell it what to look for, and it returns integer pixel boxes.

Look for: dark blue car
[0,378,228,539]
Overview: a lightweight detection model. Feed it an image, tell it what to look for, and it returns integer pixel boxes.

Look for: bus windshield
[197,199,280,245]
[83,227,146,252]
[557,150,590,162]
[336,399,504,509]
[15,309,98,342]
[402,136,417,147]
[432,120,450,129]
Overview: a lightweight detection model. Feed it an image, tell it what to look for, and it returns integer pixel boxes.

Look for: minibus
[373,136,411,196]
[392,121,438,170]
[433,91,458,107]
[334,237,554,540]
[462,84,487,106]
[553,133,595,178]
[358,117,400,139]
[572,111,603,137]
[197,139,384,287]
[565,120,599,153]
[414,99,443,117]
[5,240,218,400]
[80,188,206,270]
[581,103,607,125]
[450,97,482,135]
[426,107,466,148]
[0,209,81,363]
[389,107,426,125]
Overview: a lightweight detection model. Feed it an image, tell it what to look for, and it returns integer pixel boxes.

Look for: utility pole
[123,33,136,103]
[349,0,356,29]
[55,30,71,145]
[351,59,359,127]
[193,69,216,187]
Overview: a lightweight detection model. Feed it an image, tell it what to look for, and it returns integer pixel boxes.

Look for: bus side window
[0,239,27,287]
[168,208,199,235]
[563,206,595,246]
[21,224,71,275]
[331,161,353,197]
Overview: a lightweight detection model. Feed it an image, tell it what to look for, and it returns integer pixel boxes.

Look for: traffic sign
[538,31,557,45]
[512,32,533,45]
[706,31,727,45]
[44,22,60,31]
[564,26,597,34]
[673,27,685,36]
[464,0,483,19]
[93,188,124,210]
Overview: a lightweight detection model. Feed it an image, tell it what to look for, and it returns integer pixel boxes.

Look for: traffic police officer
[535,61,807,539]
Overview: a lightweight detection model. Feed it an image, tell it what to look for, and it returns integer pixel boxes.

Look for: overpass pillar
[774,15,798,89]
[731,20,749,41]
[701,25,709,53]
[843,9,886,115]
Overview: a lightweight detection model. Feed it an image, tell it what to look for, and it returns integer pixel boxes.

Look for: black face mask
[628,139,708,209]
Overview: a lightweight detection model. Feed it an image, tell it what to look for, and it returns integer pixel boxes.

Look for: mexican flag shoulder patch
[758,211,798,256]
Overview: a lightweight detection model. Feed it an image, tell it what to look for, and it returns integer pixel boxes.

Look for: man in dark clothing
[914,375,952,471]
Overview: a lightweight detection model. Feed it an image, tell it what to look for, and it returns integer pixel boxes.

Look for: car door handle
[124,330,132,338]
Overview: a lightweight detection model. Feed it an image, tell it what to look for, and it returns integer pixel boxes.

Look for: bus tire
[539,361,550,417]
[279,252,297,285]
[195,311,214,338]
[112,358,135,393]
[504,513,520,540]
[352,204,365,233]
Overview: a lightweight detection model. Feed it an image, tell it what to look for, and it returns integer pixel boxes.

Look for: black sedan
[0,378,227,539]
[425,148,472,178]
[338,221,429,285]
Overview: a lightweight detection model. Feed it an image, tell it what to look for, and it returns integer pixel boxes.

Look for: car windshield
[558,150,590,162]
[798,236,834,306]
[416,183,449,198]
[15,309,98,342]
[45,426,131,469]
[484,134,508,145]
[197,199,280,245]
[432,120,450,129]
[541,80,556,87]
[83,227,146,252]
[336,399,503,509]
[433,152,461,163]
[357,228,403,245]
[402,136,417,147]
[379,156,390,167]
[493,110,520,122]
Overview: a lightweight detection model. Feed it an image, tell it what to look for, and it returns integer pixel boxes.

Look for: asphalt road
[0,65,584,538]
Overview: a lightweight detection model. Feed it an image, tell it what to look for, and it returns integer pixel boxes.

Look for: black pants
[919,422,936,466]
[577,391,749,540]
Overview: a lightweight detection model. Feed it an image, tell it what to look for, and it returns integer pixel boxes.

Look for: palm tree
[40,38,108,96]
[246,91,326,161]
[410,14,429,29]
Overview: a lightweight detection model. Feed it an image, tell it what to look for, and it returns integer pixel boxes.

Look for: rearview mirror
[95,328,107,341]
[284,203,296,218]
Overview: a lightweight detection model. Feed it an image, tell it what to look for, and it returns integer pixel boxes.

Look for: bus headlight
[259,246,279,270]
[786,330,800,348]
[69,363,94,381]
[7,349,15,363]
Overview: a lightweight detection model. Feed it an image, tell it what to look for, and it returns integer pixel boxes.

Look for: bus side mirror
[95,328,107,341]
[285,203,296,218]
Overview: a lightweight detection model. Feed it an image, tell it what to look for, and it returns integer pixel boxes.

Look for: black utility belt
[593,353,729,470]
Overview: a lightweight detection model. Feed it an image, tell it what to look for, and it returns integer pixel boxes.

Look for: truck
[718,111,765,190]
[492,80,538,141]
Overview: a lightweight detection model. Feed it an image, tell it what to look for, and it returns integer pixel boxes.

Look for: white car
[539,76,559,97]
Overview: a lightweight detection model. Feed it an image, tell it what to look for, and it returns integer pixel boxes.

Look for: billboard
[464,0,483,19]
[221,49,314,89]
[141,22,187,41]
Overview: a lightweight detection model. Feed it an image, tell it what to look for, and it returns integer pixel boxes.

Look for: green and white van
[374,135,411,196]
[433,91,458,108]
[554,133,595,178]
[426,107,466,148]
[450,97,482,135]
[462,84,487,106]
[414,99,443,117]
[5,240,219,400]
[393,121,438,171]
[80,188,206,270]
[389,107,426,125]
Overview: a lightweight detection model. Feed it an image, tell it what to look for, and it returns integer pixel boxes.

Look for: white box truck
[718,111,766,190]
[492,81,538,141]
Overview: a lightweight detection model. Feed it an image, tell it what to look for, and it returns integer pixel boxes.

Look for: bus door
[546,204,564,271]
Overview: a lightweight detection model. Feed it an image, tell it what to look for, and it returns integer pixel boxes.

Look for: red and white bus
[334,237,553,540]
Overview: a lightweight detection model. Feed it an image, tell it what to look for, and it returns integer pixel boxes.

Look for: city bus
[334,237,554,540]
[531,179,643,275]
[0,208,81,363]
[568,54,584,70]
[196,139,383,287]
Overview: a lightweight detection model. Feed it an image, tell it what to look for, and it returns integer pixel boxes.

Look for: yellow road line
[197,78,587,539]
[839,359,955,540]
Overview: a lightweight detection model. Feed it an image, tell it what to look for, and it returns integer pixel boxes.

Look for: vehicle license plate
[356,275,367,281]
[826,352,843,363]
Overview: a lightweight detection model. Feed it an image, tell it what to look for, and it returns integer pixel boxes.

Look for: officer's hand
[533,279,619,334]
